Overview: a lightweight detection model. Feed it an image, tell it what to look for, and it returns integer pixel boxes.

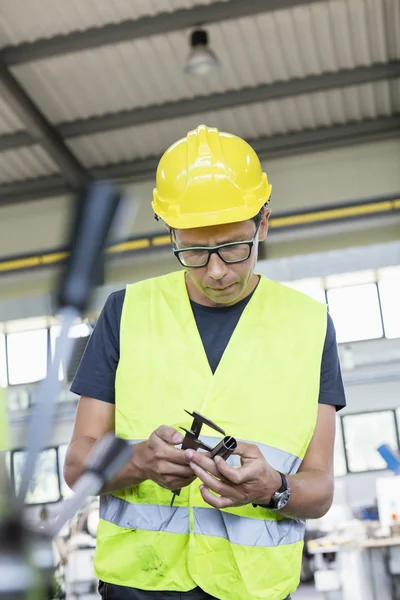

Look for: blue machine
[377,444,400,475]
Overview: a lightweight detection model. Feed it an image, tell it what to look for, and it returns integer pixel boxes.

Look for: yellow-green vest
[94,271,327,600]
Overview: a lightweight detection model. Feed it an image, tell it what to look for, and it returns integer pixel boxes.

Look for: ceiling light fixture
[186,28,219,76]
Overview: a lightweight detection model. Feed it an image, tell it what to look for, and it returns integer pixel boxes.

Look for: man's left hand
[185,442,282,509]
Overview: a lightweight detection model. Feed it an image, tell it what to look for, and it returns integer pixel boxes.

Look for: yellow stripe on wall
[0,256,41,272]
[107,239,150,254]
[0,198,398,275]
[270,201,395,228]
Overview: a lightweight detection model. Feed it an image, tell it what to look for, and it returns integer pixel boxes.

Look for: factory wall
[0,139,399,302]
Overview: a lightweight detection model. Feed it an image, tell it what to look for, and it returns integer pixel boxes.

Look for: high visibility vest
[94,271,327,600]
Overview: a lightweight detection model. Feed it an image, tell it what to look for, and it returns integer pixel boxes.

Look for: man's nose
[207,252,229,280]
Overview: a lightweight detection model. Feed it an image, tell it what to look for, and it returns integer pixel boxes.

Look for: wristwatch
[253,472,291,511]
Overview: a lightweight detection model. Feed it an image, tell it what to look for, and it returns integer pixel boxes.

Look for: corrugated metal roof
[0,0,229,47]
[0,98,25,135]
[0,146,59,184]
[68,78,400,167]
[11,0,400,125]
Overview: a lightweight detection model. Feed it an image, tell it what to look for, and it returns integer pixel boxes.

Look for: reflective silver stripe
[100,498,304,547]
[100,496,189,534]
[193,507,305,547]
[127,437,301,474]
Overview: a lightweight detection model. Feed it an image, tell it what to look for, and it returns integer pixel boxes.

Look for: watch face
[276,489,291,510]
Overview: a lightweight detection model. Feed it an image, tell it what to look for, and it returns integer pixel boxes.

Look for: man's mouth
[210,283,236,292]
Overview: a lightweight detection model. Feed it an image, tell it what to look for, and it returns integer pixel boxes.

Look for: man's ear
[259,209,271,243]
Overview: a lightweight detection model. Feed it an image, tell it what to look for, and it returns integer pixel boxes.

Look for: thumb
[232,441,260,458]
[154,425,184,445]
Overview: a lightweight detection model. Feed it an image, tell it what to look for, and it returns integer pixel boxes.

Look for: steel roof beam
[0,63,89,188]
[0,115,398,207]
[0,61,399,153]
[1,0,323,66]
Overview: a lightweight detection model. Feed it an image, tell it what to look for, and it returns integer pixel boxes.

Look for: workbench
[307,532,400,600]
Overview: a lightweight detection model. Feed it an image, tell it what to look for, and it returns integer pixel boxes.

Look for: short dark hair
[253,202,269,227]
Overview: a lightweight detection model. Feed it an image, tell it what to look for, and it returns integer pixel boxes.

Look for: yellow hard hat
[152,124,272,229]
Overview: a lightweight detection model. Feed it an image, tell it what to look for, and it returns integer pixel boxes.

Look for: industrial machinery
[307,444,400,600]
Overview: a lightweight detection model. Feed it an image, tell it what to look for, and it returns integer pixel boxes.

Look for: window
[327,283,383,343]
[4,451,11,474]
[281,278,326,304]
[7,388,30,412]
[334,417,347,477]
[378,272,400,339]
[325,270,376,288]
[397,409,400,445]
[13,448,60,504]
[6,329,48,385]
[0,334,7,387]
[50,322,92,381]
[0,452,11,492]
[58,444,74,499]
[342,411,398,472]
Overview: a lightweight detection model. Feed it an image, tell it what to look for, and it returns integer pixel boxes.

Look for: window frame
[333,415,347,478]
[341,409,400,475]
[5,327,49,387]
[0,333,8,388]
[395,408,400,447]
[11,444,63,506]
[326,281,385,345]
[377,277,400,339]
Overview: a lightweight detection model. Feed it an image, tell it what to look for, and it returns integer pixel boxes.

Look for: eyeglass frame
[171,221,262,268]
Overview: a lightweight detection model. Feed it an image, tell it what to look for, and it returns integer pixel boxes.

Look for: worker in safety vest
[65,125,346,600]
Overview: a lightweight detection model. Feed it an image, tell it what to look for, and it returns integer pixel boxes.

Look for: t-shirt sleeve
[70,290,125,403]
[318,312,346,411]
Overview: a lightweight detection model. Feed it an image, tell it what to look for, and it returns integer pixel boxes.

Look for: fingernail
[199,485,204,491]
[185,449,194,460]
[190,462,196,469]
[214,455,221,463]
[173,433,183,444]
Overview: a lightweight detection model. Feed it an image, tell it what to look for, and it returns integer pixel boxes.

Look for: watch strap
[252,471,287,510]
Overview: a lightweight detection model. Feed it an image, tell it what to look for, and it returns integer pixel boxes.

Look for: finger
[232,441,259,457]
[164,446,196,466]
[213,456,245,485]
[154,425,184,445]
[189,462,237,498]
[161,461,195,478]
[199,485,234,509]
[166,476,196,490]
[185,450,220,476]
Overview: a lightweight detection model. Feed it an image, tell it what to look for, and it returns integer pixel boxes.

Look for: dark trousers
[99,581,291,600]
[99,582,216,599]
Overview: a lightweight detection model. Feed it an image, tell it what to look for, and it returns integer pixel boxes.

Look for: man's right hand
[132,425,197,491]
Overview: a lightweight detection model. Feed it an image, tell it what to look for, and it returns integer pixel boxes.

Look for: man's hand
[133,425,197,491]
[186,441,281,509]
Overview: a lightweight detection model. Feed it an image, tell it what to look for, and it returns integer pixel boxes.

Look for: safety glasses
[172,222,261,268]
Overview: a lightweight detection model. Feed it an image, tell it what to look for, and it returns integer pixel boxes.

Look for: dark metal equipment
[0,181,131,600]
[170,410,237,506]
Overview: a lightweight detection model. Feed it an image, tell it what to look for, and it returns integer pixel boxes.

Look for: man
[65,124,346,600]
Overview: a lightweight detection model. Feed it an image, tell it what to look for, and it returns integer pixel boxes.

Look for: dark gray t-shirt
[71,289,346,410]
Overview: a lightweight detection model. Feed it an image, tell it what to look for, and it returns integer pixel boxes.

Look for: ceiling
[0,0,399,206]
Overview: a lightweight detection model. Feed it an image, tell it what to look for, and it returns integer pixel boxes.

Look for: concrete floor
[293,584,323,599]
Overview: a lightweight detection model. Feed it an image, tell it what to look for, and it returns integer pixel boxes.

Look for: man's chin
[207,285,242,304]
